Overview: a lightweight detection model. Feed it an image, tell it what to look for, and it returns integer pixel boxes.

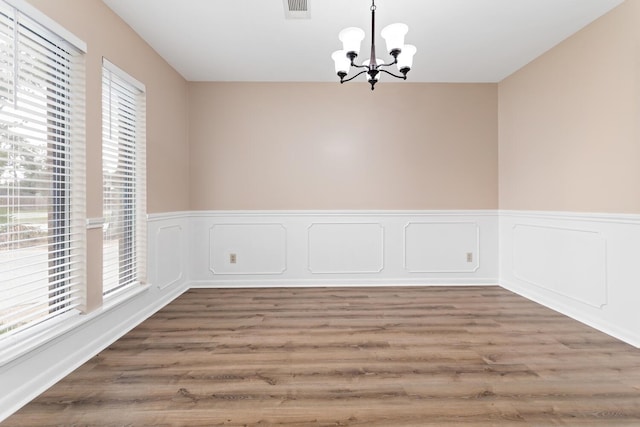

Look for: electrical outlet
[466,252,473,263]
[229,253,237,264]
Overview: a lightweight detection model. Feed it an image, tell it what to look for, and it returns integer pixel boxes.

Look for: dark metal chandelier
[332,0,417,90]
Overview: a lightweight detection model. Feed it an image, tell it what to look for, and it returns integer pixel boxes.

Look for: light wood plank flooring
[4,286,640,426]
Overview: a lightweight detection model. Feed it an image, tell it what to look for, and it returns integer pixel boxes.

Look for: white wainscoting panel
[512,224,607,308]
[500,211,640,348]
[147,213,189,290]
[189,211,499,287]
[405,222,479,273]
[209,224,287,275]
[308,223,384,274]
[154,225,184,289]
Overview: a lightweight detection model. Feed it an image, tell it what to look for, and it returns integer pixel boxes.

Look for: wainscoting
[3,208,640,422]
[500,210,640,348]
[148,213,189,289]
[188,211,499,287]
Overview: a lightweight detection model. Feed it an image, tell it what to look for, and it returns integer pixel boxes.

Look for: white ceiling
[102,0,623,83]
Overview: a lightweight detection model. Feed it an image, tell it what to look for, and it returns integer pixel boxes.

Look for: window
[102,59,146,297]
[0,1,85,339]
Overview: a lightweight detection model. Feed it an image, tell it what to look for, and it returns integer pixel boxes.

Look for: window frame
[101,58,146,299]
[0,0,86,362]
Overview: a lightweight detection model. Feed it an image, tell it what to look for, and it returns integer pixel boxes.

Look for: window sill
[0,284,150,367]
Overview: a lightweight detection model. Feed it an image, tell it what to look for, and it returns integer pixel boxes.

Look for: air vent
[284,0,310,19]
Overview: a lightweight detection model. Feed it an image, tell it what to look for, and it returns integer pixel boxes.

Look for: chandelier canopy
[332,0,417,90]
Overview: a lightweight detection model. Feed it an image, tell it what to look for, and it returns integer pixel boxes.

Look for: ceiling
[102,0,623,83]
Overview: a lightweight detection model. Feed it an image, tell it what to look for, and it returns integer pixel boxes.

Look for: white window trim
[102,58,145,93]
[2,0,86,52]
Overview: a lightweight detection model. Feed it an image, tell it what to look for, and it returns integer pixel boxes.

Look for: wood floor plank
[4,286,640,426]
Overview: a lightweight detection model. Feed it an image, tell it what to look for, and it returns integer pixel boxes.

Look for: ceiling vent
[284,0,310,19]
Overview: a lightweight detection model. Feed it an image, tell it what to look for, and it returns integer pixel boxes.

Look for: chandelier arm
[378,68,407,80]
[340,69,369,83]
[376,60,398,69]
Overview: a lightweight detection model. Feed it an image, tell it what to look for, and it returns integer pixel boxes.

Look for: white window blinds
[0,2,86,338]
[102,59,146,297]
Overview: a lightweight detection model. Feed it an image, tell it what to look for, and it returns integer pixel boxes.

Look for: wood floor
[4,286,640,426]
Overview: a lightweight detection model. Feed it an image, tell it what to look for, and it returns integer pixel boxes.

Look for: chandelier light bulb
[332,50,351,76]
[339,27,365,55]
[397,44,417,73]
[381,23,408,56]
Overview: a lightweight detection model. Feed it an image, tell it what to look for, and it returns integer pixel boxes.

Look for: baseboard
[189,278,499,288]
[501,278,640,348]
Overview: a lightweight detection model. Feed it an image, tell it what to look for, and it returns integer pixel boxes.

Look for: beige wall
[189,82,498,210]
[498,0,640,213]
[26,0,190,309]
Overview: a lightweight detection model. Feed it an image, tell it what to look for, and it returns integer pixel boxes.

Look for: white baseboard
[501,278,640,348]
[190,278,499,288]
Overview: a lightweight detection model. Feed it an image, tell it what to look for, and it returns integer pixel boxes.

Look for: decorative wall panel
[307,223,384,274]
[155,225,184,289]
[404,222,479,273]
[209,224,287,275]
[512,224,607,308]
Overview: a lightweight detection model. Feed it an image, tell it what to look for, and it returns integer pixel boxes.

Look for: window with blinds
[102,59,146,297]
[0,2,85,339]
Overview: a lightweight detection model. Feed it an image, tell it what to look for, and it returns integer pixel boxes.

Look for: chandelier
[331,0,417,90]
